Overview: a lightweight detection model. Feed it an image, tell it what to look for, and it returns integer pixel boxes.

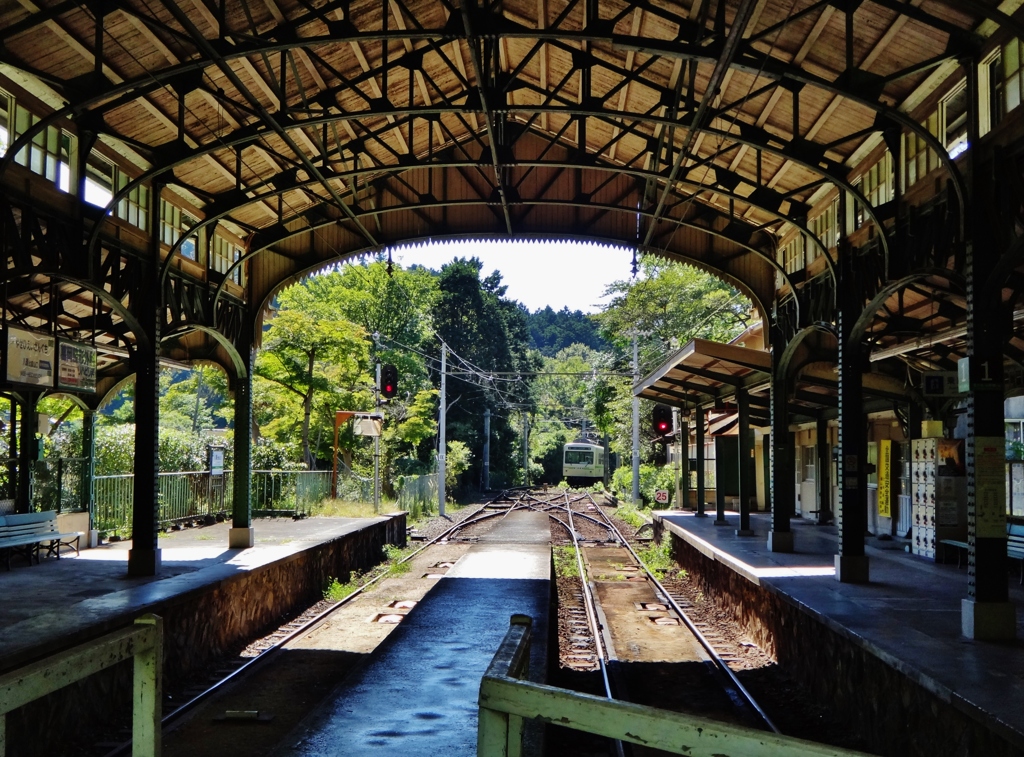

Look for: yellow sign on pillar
[878,439,892,517]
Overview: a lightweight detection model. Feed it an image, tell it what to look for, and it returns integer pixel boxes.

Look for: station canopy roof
[633,337,770,411]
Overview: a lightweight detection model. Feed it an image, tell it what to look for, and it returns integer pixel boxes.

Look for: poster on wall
[877,439,891,518]
[57,340,97,392]
[5,327,55,387]
[975,437,1007,538]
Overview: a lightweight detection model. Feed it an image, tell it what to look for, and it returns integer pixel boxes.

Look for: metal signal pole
[483,407,491,491]
[374,362,381,513]
[438,345,447,517]
[632,333,640,506]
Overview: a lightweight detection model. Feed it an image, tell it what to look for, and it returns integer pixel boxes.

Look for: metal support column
[631,334,640,506]
[438,345,446,517]
[768,362,794,551]
[816,416,831,525]
[128,183,163,577]
[836,235,869,583]
[15,392,39,514]
[737,390,754,535]
[82,409,96,539]
[962,56,1014,640]
[7,398,16,503]
[694,404,707,517]
[230,316,255,549]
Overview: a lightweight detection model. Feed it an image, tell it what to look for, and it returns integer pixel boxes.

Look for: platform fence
[396,472,438,520]
[252,469,333,515]
[478,615,875,757]
[91,469,336,533]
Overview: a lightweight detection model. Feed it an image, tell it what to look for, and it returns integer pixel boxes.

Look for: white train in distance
[562,442,605,487]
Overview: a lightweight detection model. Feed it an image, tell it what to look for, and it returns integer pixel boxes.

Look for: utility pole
[673,407,682,510]
[482,407,491,491]
[438,345,447,517]
[522,411,530,486]
[632,332,640,506]
[374,362,381,513]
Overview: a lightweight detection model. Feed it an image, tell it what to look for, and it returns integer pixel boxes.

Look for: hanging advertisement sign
[5,327,55,387]
[877,439,892,518]
[57,340,97,392]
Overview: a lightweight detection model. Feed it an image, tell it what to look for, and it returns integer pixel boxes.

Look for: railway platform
[0,514,406,755]
[277,510,551,756]
[655,510,1024,755]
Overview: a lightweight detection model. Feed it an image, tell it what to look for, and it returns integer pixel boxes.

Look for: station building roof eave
[633,338,771,409]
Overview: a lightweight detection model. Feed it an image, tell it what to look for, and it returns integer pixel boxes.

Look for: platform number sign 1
[654,489,670,505]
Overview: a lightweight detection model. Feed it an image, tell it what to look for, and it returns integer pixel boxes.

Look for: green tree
[528,306,606,356]
[595,258,750,370]
[255,282,372,468]
[430,258,538,491]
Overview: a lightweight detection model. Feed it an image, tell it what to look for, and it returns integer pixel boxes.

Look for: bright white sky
[391,239,635,314]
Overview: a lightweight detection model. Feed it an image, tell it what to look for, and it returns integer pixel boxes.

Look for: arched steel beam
[0,272,152,355]
[777,323,839,383]
[247,231,773,345]
[214,205,782,331]
[849,269,967,348]
[160,323,248,379]
[108,102,866,280]
[170,154,825,282]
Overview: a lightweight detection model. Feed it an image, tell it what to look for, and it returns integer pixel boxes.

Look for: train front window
[565,450,593,465]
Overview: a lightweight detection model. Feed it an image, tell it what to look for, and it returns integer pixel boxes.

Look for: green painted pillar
[82,409,96,531]
[230,321,255,549]
[128,182,163,577]
[16,392,40,514]
[736,389,754,536]
[694,404,706,517]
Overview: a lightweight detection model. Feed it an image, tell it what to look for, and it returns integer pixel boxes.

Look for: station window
[160,200,200,261]
[0,90,10,156]
[780,235,804,274]
[115,173,149,232]
[808,199,839,251]
[999,39,1024,120]
[211,233,243,284]
[801,446,816,482]
[854,151,894,227]
[84,156,114,208]
[942,83,968,159]
[903,111,940,190]
[12,104,75,193]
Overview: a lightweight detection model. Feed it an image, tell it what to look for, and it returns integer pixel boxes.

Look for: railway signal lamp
[652,404,672,437]
[381,364,398,399]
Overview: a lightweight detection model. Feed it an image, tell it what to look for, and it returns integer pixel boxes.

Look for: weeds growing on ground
[323,575,360,602]
[614,504,647,530]
[552,545,580,578]
[636,539,683,582]
[312,499,388,518]
[384,544,412,576]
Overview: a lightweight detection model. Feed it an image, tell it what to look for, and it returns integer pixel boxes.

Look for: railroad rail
[99,487,778,755]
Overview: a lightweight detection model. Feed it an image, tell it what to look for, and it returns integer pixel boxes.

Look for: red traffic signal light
[381,364,398,399]
[652,405,672,436]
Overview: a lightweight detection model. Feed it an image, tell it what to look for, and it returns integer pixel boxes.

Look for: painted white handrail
[0,615,162,757]
[479,615,874,757]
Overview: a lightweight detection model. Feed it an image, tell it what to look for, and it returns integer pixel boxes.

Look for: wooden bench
[0,511,83,569]
[1009,523,1024,585]
[940,523,1024,584]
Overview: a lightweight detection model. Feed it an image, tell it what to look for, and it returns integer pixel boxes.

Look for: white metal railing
[0,615,162,757]
[478,616,875,757]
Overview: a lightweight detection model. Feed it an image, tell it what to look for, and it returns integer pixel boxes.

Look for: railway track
[98,487,780,757]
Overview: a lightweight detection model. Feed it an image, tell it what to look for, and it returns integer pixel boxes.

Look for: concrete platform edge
[658,516,1024,753]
